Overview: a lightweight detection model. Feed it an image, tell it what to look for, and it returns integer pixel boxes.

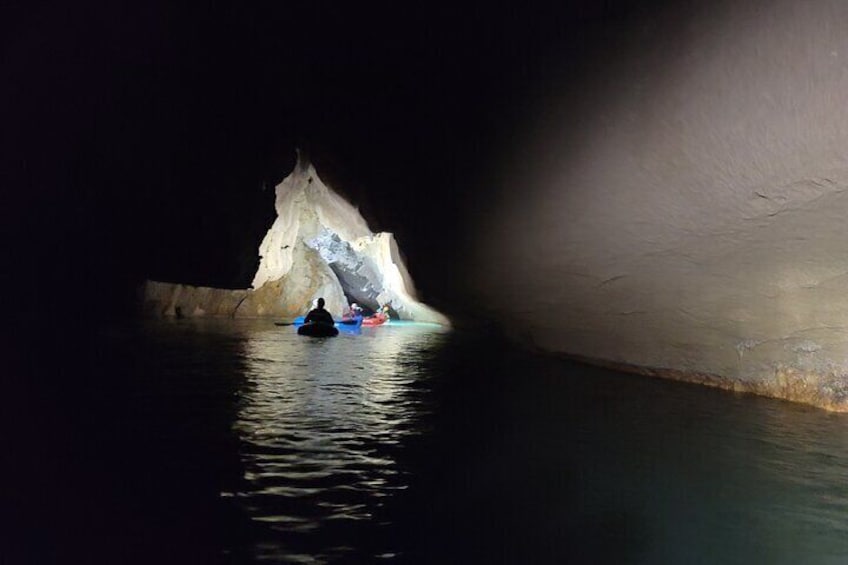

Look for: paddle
[275,316,306,327]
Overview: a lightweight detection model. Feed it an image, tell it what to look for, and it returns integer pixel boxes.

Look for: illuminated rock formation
[141,281,248,318]
[143,152,448,325]
[470,0,848,410]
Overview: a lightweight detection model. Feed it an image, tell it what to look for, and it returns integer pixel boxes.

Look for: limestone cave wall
[468,0,848,410]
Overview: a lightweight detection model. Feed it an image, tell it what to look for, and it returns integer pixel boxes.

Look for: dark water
[9,319,848,564]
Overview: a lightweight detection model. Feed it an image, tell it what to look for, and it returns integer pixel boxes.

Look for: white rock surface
[250,152,448,324]
[469,0,848,409]
[143,152,448,325]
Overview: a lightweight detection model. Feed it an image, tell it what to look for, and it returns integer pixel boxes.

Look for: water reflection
[66,319,848,564]
[235,322,449,561]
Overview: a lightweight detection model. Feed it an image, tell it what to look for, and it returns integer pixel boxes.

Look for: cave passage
[305,229,385,315]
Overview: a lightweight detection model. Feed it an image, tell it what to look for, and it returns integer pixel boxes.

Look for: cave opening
[305,229,385,315]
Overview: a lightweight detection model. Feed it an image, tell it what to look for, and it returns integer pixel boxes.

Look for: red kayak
[361,312,389,327]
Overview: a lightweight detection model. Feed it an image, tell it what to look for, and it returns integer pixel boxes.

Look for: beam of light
[468,0,848,410]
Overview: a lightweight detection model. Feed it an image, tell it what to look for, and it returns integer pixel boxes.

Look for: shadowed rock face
[306,230,386,312]
[468,0,848,410]
[142,153,448,325]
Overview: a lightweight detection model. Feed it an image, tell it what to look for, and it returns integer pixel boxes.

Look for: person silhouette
[304,297,334,325]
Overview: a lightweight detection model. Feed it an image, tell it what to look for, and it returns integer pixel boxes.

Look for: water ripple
[128,318,848,563]
[232,323,448,561]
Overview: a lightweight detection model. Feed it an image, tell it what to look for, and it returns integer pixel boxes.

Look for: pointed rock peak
[252,151,449,325]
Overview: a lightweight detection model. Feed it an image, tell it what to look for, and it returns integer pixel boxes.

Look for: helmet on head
[317,297,325,308]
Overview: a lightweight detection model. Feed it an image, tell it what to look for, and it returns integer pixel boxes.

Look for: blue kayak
[291,315,362,328]
[339,315,363,327]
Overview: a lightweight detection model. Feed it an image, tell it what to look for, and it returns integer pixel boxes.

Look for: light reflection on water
[234,322,449,561]
[108,318,848,564]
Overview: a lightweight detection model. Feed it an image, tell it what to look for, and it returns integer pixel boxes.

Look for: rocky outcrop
[141,280,248,318]
[236,240,347,318]
[469,0,848,411]
[142,152,448,324]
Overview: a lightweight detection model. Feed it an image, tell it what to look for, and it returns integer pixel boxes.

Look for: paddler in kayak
[304,297,334,325]
[342,302,363,322]
[362,304,391,326]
